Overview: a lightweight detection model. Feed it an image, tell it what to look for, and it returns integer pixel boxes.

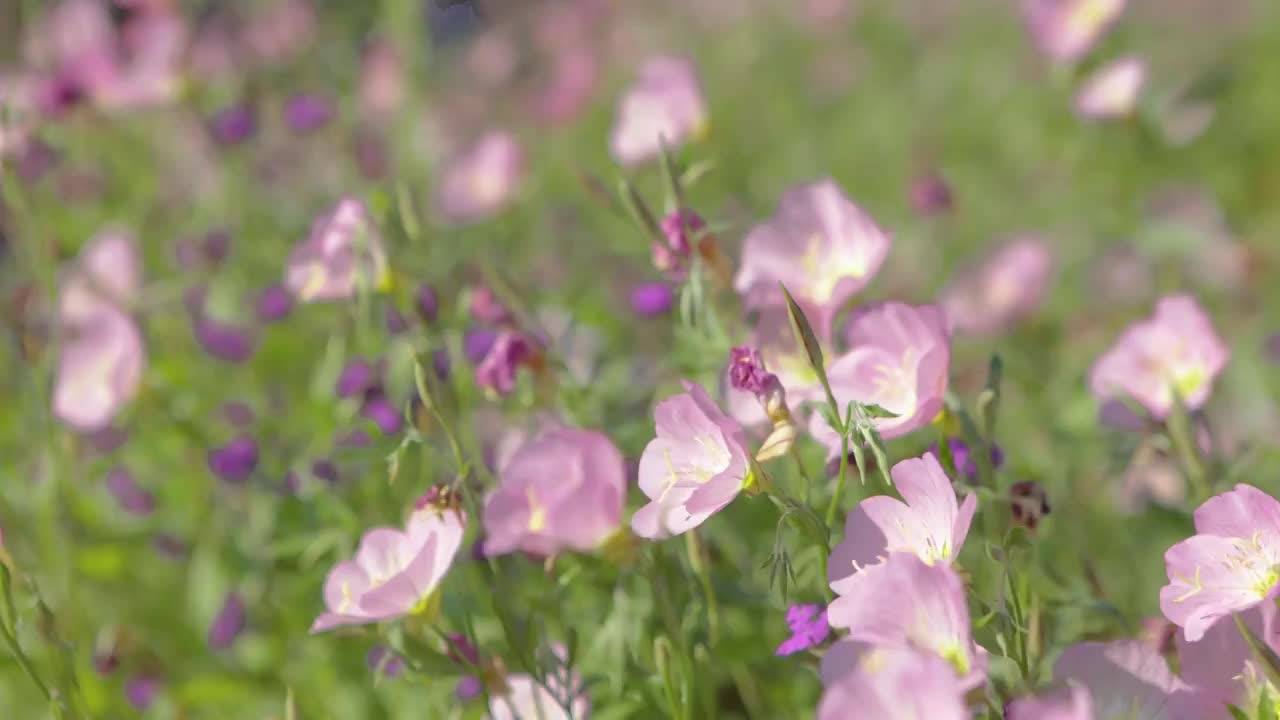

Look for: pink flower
[285,197,388,303]
[53,309,145,432]
[734,179,891,341]
[434,131,525,225]
[811,303,950,454]
[1075,56,1146,120]
[1159,484,1280,642]
[482,428,626,557]
[310,499,466,633]
[1022,0,1127,64]
[485,646,590,720]
[59,228,142,325]
[1176,605,1277,707]
[475,332,538,396]
[817,643,968,720]
[1006,685,1093,720]
[1089,294,1229,420]
[940,237,1054,337]
[609,55,707,166]
[631,382,750,539]
[1053,640,1220,720]
[828,453,976,589]
[826,554,984,687]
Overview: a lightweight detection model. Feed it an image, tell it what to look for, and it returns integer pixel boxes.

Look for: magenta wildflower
[469,286,513,325]
[193,315,256,363]
[609,56,707,166]
[208,591,246,650]
[929,438,1004,480]
[336,359,376,398]
[125,675,161,711]
[464,328,500,364]
[256,284,293,322]
[207,437,259,483]
[209,104,256,145]
[776,604,830,656]
[727,346,772,395]
[630,282,674,317]
[362,394,404,436]
[284,93,333,133]
[658,208,706,263]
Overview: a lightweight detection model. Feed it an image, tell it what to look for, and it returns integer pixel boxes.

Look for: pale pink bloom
[1176,605,1276,707]
[608,56,707,166]
[941,236,1054,337]
[434,131,525,225]
[1089,294,1229,420]
[1022,0,1127,64]
[53,309,145,432]
[285,197,388,303]
[486,646,590,720]
[725,307,826,428]
[533,49,598,126]
[1075,56,1146,120]
[1159,484,1280,642]
[817,643,968,720]
[1054,640,1221,720]
[826,554,985,687]
[1006,685,1093,720]
[828,453,976,590]
[243,0,316,65]
[310,502,466,633]
[482,428,626,557]
[60,228,142,325]
[359,40,404,119]
[631,382,750,540]
[1118,450,1185,511]
[734,179,892,341]
[811,303,950,455]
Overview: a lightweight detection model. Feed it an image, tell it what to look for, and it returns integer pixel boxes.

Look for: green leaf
[617,176,662,240]
[658,136,685,215]
[1227,705,1250,720]
[857,402,900,419]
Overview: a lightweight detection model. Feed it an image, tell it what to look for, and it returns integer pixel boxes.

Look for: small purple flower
[475,332,535,395]
[464,328,499,365]
[385,306,409,334]
[416,284,439,323]
[194,316,256,363]
[106,468,154,516]
[284,93,334,133]
[630,283,673,317]
[433,349,451,380]
[362,395,404,435]
[312,461,339,484]
[367,645,405,678]
[125,675,161,711]
[909,173,953,217]
[776,604,831,656]
[257,285,293,322]
[336,359,376,398]
[208,592,246,650]
[456,676,483,701]
[660,208,706,256]
[728,346,772,395]
[930,438,1005,480]
[209,104,256,145]
[208,437,259,483]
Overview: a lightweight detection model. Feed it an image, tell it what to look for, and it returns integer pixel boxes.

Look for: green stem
[0,601,53,703]
[825,431,850,528]
[1167,404,1209,502]
[685,532,720,646]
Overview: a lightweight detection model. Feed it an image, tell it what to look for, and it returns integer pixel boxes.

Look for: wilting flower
[310,495,466,632]
[207,437,259,483]
[53,309,145,432]
[482,428,626,557]
[811,303,950,454]
[434,131,525,225]
[631,382,750,540]
[829,453,976,592]
[486,646,590,720]
[827,553,984,686]
[630,282,673,317]
[941,236,1054,337]
[1052,640,1218,720]
[1075,56,1146,120]
[285,197,388,303]
[726,307,828,428]
[1022,0,1127,64]
[776,604,831,656]
[817,643,968,720]
[1089,294,1229,420]
[1159,484,1280,642]
[609,55,707,166]
[208,592,246,650]
[475,331,538,396]
[1009,480,1052,532]
[735,179,891,340]
[1006,685,1093,720]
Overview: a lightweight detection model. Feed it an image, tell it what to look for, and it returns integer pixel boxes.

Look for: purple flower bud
[456,676,483,701]
[208,437,259,483]
[445,633,480,666]
[464,328,498,365]
[728,346,772,395]
[152,533,188,559]
[630,282,673,317]
[385,306,409,335]
[312,460,340,484]
[660,209,706,255]
[106,467,154,516]
[416,285,439,323]
[125,675,161,711]
[775,604,830,656]
[339,430,372,448]
[908,173,953,217]
[366,645,405,678]
[257,285,293,323]
[929,438,1004,480]
[336,359,376,398]
[362,395,404,435]
[89,426,129,454]
[93,650,119,676]
[222,402,255,427]
[209,105,257,145]
[203,231,231,264]
[195,317,256,363]
[433,349,451,380]
[284,94,333,133]
[208,592,246,650]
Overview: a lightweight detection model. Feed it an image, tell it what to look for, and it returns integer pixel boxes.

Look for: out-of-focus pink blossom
[609,56,707,166]
[359,40,404,119]
[632,382,750,539]
[1075,56,1146,120]
[59,229,142,324]
[1022,0,1127,64]
[533,49,598,126]
[1176,605,1276,707]
[243,0,316,65]
[818,644,968,720]
[828,453,976,590]
[1054,640,1219,720]
[1006,685,1093,720]
[285,196,388,303]
[735,179,891,341]
[52,311,144,432]
[1089,294,1229,420]
[941,236,1054,337]
[310,496,466,633]
[827,553,985,687]
[811,303,950,454]
[1159,484,1280,642]
[482,428,626,557]
[485,646,590,720]
[434,131,525,225]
